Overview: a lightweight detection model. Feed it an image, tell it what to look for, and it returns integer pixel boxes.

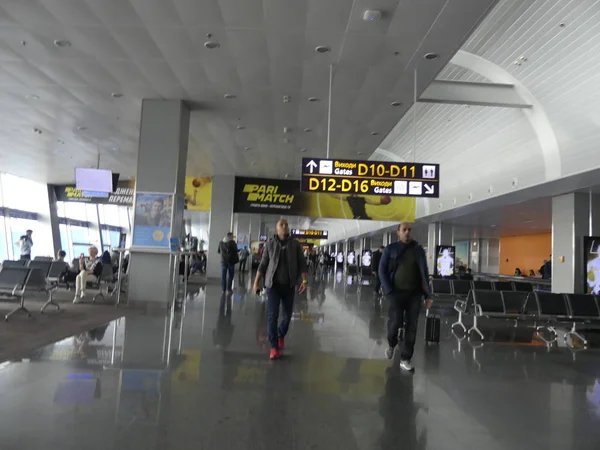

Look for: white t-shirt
[19,236,33,256]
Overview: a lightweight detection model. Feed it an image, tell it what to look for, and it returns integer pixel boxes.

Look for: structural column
[128,100,189,302]
[552,193,600,293]
[206,175,235,279]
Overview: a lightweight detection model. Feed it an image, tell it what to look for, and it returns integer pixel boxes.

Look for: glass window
[64,202,88,221]
[73,244,90,258]
[6,217,38,259]
[99,205,121,226]
[70,226,90,244]
[0,216,8,262]
[59,224,70,260]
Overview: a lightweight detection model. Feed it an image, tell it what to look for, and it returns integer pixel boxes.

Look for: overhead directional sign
[291,229,328,239]
[300,158,440,198]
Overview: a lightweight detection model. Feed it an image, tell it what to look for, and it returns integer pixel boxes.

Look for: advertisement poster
[54,177,211,210]
[133,193,173,248]
[584,237,600,294]
[435,245,456,277]
[233,177,415,221]
[53,180,135,206]
[184,177,212,211]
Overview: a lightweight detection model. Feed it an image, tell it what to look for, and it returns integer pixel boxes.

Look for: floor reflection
[0,270,599,449]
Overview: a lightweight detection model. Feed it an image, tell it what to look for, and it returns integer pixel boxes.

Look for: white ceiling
[0,0,498,184]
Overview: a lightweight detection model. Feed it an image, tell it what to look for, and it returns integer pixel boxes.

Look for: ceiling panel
[0,0,499,183]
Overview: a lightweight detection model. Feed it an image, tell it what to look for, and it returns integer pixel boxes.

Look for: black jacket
[218,239,238,264]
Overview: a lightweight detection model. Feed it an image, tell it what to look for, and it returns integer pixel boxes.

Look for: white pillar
[206,175,235,279]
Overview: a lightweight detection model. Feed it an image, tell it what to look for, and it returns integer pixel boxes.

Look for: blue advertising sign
[132,193,173,248]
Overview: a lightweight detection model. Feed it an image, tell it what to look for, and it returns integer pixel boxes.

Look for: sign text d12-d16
[300,157,440,198]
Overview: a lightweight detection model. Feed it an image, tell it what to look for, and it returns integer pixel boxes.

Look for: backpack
[221,241,239,264]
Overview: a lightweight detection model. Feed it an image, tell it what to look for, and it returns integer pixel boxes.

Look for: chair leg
[536,325,557,346]
[40,291,60,313]
[451,311,467,333]
[468,315,484,340]
[565,322,588,347]
[5,296,31,321]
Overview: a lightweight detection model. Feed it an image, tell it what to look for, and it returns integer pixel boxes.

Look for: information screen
[75,168,113,192]
[584,237,600,294]
[291,229,328,239]
[435,245,455,277]
[301,158,439,198]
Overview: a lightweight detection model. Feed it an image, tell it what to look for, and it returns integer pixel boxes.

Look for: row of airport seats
[0,258,117,320]
[453,289,600,347]
[431,278,534,298]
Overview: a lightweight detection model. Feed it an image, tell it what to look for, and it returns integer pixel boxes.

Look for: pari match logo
[243,183,294,204]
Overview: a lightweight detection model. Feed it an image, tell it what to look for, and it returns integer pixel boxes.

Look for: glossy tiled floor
[0,270,599,449]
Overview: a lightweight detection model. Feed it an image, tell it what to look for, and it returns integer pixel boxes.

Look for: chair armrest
[454,299,467,313]
[474,304,483,316]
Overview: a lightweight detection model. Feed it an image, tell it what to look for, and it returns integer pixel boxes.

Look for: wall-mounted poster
[435,245,455,277]
[233,177,415,222]
[184,177,212,211]
[133,193,173,248]
[584,237,600,294]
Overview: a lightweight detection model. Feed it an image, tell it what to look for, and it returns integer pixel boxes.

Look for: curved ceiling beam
[450,50,561,180]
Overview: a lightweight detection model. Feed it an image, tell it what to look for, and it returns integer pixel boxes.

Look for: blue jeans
[221,263,234,292]
[266,284,295,349]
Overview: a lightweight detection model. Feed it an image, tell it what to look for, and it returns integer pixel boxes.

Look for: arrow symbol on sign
[424,184,435,195]
[306,160,317,173]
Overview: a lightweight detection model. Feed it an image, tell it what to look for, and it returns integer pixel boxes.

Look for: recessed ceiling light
[283,127,291,133]
[111,147,119,152]
[304,128,312,133]
[204,41,220,49]
[390,101,401,107]
[357,151,364,155]
[370,132,379,136]
[26,94,39,100]
[53,39,71,48]
[300,148,307,153]
[308,97,320,102]
[77,126,87,131]
[111,92,123,98]
[251,161,257,165]
[244,146,251,151]
[284,173,290,178]
[236,125,245,130]
[424,52,439,60]
[283,138,290,144]
[223,94,236,99]
[315,46,330,54]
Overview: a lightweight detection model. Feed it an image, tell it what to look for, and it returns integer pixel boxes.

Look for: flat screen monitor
[75,168,113,192]
[435,245,455,277]
[362,250,372,267]
[584,237,600,294]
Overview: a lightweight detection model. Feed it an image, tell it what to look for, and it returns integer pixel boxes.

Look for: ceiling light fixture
[390,101,401,107]
[370,131,379,136]
[77,126,87,131]
[223,94,236,99]
[284,173,290,178]
[308,97,320,102]
[304,128,312,133]
[244,146,251,151]
[363,10,382,21]
[53,39,71,48]
[424,52,439,60]
[251,161,257,165]
[357,151,364,155]
[111,92,123,98]
[236,125,245,130]
[283,127,291,133]
[26,94,39,100]
[315,46,330,54]
[32,127,42,135]
[300,148,307,153]
[204,41,220,49]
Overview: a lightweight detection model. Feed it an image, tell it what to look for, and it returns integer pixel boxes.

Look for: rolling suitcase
[425,309,440,344]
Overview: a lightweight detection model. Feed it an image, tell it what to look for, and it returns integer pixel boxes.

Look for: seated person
[461,268,474,281]
[54,250,67,263]
[73,246,102,303]
[514,268,523,276]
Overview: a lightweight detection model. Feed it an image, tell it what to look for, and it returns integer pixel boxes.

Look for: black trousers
[387,291,422,361]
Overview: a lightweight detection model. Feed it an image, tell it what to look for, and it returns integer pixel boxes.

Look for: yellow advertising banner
[184,177,212,211]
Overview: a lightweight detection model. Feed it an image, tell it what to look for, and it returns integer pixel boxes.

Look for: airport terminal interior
[1,0,600,449]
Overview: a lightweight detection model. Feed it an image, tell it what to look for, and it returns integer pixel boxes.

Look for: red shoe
[269,349,280,360]
[278,337,285,350]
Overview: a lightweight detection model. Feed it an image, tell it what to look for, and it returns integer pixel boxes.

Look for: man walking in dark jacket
[253,219,308,360]
[379,223,432,372]
[218,232,238,293]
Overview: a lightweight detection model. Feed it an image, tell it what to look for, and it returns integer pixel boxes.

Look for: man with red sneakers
[253,219,308,360]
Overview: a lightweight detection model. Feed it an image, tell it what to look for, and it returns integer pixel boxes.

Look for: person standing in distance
[253,219,308,360]
[218,232,238,293]
[371,246,385,294]
[17,230,33,260]
[379,223,432,372]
